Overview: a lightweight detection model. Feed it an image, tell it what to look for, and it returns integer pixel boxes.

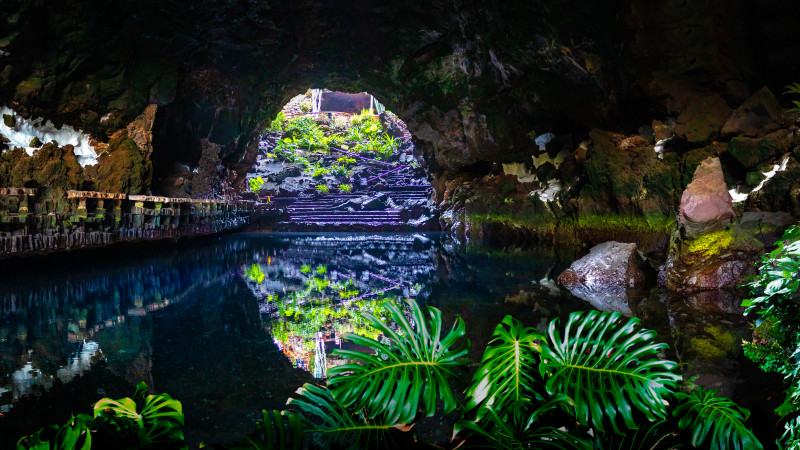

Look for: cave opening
[245,88,438,231]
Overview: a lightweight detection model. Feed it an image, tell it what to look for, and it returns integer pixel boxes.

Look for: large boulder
[720,87,784,137]
[558,241,648,316]
[678,157,734,238]
[674,94,732,144]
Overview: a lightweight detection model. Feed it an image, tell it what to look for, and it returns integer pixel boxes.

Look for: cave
[2,0,800,448]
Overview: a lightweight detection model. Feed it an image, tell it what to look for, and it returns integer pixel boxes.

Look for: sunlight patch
[1,106,97,166]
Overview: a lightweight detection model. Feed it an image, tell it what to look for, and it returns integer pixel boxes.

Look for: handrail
[365,164,408,183]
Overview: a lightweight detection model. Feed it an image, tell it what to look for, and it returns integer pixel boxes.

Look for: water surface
[0,232,774,446]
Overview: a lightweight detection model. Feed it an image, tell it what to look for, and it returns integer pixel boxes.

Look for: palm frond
[328,299,469,424]
[288,383,412,450]
[539,310,680,434]
[673,387,762,450]
[455,396,591,450]
[465,315,546,419]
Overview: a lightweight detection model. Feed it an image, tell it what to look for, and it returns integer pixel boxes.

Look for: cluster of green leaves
[277,301,761,450]
[337,184,352,194]
[786,83,800,118]
[315,184,329,194]
[246,263,265,284]
[17,382,185,450]
[341,110,398,161]
[248,176,265,193]
[267,111,287,132]
[743,224,800,447]
[15,301,763,450]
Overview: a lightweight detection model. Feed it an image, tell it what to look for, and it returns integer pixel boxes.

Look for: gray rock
[558,241,647,316]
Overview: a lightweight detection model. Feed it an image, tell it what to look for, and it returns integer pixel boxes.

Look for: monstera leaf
[92,381,185,449]
[454,395,590,450]
[288,383,413,450]
[16,414,93,450]
[465,315,546,419]
[539,310,680,434]
[673,387,762,450]
[220,410,302,450]
[328,299,469,424]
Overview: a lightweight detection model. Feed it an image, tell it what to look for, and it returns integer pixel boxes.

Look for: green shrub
[743,223,800,448]
[315,184,329,194]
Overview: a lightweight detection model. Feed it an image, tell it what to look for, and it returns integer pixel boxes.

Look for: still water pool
[0,232,775,447]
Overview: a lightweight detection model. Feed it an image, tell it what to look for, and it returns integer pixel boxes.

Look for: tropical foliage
[742,223,800,448]
[673,387,761,450]
[16,301,762,450]
[786,83,800,117]
[18,382,185,450]
[540,310,680,433]
[328,300,468,424]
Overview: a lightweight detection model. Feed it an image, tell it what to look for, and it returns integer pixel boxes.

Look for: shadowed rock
[721,86,783,137]
[558,241,647,316]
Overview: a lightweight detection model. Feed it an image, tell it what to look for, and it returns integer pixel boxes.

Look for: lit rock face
[558,241,647,316]
[678,157,734,238]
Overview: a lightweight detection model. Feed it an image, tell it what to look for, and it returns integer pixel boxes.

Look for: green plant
[673,387,762,450]
[464,315,545,420]
[17,414,93,450]
[337,184,351,193]
[246,263,265,284]
[268,111,287,132]
[288,384,411,450]
[742,223,800,447]
[92,382,185,448]
[786,83,800,117]
[300,264,311,274]
[327,299,469,424]
[540,310,681,433]
[315,184,329,194]
[219,410,302,450]
[17,382,185,449]
[249,176,265,193]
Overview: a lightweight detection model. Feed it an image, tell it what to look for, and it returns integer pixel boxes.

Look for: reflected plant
[246,264,265,284]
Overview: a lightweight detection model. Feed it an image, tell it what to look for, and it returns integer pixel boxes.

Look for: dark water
[0,233,780,447]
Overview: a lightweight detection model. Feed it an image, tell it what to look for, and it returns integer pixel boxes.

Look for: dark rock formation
[559,241,647,316]
[721,87,785,138]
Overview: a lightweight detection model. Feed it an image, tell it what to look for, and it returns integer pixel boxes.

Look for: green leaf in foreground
[465,314,545,419]
[328,299,469,424]
[540,310,680,434]
[288,383,412,450]
[673,387,762,450]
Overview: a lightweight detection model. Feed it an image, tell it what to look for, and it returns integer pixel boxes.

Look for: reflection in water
[240,234,437,377]
[0,232,770,446]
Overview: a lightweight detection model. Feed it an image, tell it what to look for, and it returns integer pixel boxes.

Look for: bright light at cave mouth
[246,88,437,231]
[1,106,98,166]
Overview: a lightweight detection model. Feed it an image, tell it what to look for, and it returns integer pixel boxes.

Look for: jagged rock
[558,241,647,316]
[727,129,792,170]
[739,211,796,246]
[678,157,734,238]
[652,120,673,141]
[361,196,388,211]
[126,104,158,159]
[674,94,732,144]
[721,86,784,137]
